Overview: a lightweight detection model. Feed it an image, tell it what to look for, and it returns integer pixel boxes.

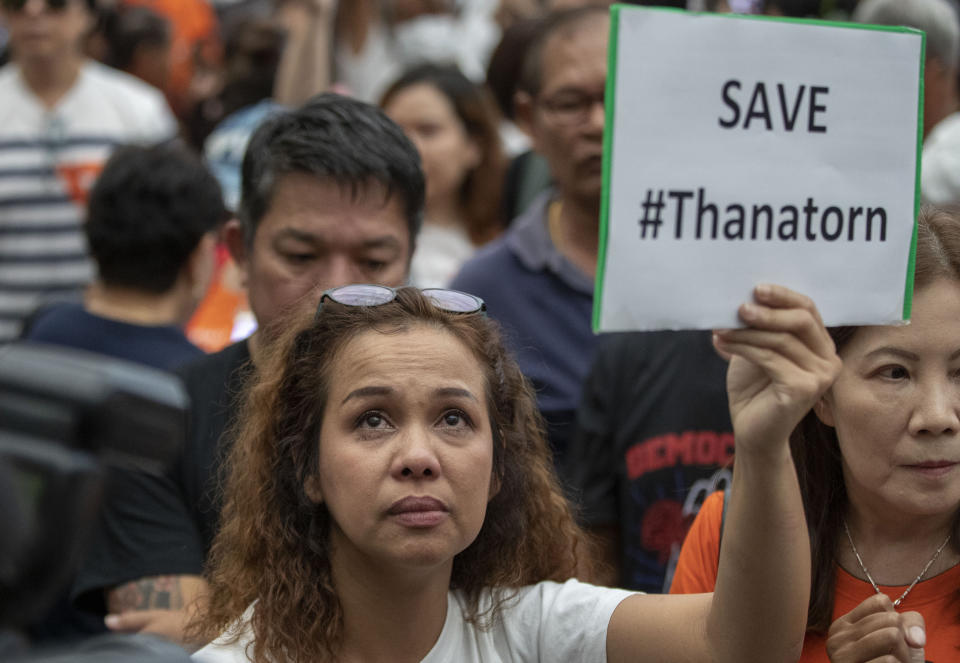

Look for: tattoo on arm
[107,575,186,612]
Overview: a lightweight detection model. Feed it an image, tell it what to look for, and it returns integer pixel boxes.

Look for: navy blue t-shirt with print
[563,330,733,593]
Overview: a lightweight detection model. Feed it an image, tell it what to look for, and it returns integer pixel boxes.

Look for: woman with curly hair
[192,281,839,662]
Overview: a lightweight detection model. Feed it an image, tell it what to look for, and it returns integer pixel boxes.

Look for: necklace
[547,200,564,252]
[843,520,952,608]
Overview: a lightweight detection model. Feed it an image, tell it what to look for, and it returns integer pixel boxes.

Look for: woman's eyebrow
[341,386,394,405]
[433,387,478,402]
[863,346,919,361]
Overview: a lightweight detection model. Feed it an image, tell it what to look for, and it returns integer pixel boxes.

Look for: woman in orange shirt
[672,206,960,663]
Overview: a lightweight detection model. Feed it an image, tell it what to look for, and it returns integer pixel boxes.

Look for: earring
[303,474,323,504]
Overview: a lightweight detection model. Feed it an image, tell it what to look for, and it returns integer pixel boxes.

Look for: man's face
[235,173,412,330]
[1,0,92,64]
[523,14,609,210]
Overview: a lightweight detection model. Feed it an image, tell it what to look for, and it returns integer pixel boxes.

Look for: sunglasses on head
[316,284,486,319]
[2,0,72,11]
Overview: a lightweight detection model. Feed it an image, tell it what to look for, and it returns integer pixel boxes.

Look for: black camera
[0,343,192,662]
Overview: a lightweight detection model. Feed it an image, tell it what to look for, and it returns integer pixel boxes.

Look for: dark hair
[198,288,591,662]
[381,64,506,244]
[238,93,425,248]
[517,7,609,97]
[219,17,286,117]
[486,18,542,121]
[792,205,960,634]
[85,143,226,294]
[185,17,286,150]
[104,6,170,72]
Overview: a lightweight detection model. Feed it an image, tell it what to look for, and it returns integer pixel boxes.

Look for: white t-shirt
[193,579,635,663]
[921,111,960,206]
[334,1,500,103]
[409,223,476,289]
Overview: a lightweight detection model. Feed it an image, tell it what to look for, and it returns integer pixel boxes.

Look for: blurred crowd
[0,0,884,351]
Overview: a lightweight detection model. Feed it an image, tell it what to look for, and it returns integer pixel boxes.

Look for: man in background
[0,0,177,343]
[23,143,226,372]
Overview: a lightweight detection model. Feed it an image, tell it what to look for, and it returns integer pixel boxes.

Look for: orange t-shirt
[671,491,960,663]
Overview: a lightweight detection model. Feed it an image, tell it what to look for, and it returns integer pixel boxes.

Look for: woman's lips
[387,496,449,528]
[905,461,958,478]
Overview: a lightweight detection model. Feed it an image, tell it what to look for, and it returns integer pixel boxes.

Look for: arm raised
[607,284,841,663]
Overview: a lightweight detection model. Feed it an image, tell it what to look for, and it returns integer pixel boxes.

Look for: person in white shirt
[0,0,177,342]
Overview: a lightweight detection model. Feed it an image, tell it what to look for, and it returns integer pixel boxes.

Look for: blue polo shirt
[451,192,598,464]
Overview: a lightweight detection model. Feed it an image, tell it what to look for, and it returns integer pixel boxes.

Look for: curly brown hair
[791,205,960,634]
[194,288,591,662]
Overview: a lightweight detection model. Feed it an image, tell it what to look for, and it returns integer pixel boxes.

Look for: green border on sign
[904,33,926,322]
[593,4,925,332]
[593,4,621,333]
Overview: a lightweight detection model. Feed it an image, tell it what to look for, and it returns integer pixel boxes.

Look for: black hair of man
[517,6,610,98]
[85,142,227,294]
[104,6,171,72]
[238,92,426,247]
[105,7,171,71]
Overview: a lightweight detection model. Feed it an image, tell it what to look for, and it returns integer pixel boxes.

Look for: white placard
[594,7,923,332]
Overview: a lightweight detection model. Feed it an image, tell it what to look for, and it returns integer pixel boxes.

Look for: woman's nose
[909,377,960,436]
[393,426,441,479]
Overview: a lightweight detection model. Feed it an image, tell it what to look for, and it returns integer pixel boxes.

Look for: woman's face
[312,325,496,573]
[384,82,481,213]
[817,278,960,521]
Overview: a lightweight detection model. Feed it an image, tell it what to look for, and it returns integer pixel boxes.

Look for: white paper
[596,8,923,331]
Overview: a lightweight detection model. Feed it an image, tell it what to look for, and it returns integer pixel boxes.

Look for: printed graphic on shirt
[623,430,734,592]
[57,162,104,207]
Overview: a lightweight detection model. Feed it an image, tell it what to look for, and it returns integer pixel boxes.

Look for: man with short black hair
[72,92,424,646]
[23,143,225,369]
[0,0,177,342]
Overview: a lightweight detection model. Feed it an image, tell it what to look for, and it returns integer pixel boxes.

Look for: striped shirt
[0,61,177,341]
